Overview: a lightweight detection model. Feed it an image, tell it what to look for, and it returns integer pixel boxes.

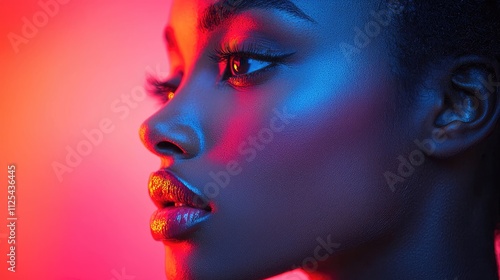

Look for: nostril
[156,141,184,155]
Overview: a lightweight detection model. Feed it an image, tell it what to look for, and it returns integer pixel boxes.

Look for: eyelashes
[147,43,295,103]
[146,75,177,104]
[211,44,294,88]
[210,43,292,64]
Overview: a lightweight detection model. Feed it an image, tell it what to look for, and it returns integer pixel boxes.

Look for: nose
[139,104,203,161]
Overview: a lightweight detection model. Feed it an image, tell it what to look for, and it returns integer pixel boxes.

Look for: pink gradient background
[1,0,168,279]
[1,1,499,280]
[0,1,308,279]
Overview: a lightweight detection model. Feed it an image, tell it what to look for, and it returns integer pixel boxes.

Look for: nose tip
[139,118,202,160]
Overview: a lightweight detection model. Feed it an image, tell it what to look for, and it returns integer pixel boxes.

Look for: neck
[305,173,499,280]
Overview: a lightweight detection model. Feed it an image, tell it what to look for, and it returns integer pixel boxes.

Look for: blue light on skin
[140,1,500,279]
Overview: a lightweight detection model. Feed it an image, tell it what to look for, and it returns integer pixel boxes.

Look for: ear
[425,56,500,158]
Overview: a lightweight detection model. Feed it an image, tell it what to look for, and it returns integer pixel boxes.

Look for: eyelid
[210,42,294,63]
[209,42,295,88]
[226,62,279,88]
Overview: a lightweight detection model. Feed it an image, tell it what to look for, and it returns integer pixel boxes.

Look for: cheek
[216,55,404,245]
[205,101,262,163]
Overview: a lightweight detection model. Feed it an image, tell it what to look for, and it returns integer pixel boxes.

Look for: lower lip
[150,206,211,241]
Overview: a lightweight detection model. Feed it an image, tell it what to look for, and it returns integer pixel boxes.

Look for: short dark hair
[391,0,500,224]
[392,0,500,82]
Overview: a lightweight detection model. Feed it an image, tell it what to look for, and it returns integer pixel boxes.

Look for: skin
[140,0,500,279]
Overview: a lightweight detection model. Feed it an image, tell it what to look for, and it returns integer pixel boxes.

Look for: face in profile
[140,0,500,279]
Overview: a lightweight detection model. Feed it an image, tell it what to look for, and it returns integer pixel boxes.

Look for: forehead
[166,0,393,65]
[168,2,206,35]
[166,0,384,40]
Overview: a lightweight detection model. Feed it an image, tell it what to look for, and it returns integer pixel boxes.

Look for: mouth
[148,170,212,241]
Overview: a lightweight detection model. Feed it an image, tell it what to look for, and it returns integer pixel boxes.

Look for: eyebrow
[198,0,315,32]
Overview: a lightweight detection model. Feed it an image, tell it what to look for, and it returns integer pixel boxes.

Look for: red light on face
[233,59,240,73]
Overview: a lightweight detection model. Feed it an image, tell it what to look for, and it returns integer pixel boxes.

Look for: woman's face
[141,0,417,279]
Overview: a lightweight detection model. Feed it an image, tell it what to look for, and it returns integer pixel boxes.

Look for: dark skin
[140,0,500,279]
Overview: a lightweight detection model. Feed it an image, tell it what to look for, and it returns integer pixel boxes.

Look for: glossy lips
[149,170,211,241]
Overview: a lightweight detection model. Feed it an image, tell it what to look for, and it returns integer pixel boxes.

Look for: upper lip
[148,170,212,212]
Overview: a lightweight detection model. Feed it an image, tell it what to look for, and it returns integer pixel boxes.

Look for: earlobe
[428,56,500,158]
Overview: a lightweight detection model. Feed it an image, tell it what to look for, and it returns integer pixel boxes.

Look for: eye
[228,56,273,77]
[147,76,178,104]
[220,54,289,87]
[210,46,295,88]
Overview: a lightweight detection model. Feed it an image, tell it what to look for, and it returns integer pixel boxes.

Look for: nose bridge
[140,93,205,160]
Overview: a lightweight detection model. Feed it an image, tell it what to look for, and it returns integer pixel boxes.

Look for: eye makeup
[210,42,295,88]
